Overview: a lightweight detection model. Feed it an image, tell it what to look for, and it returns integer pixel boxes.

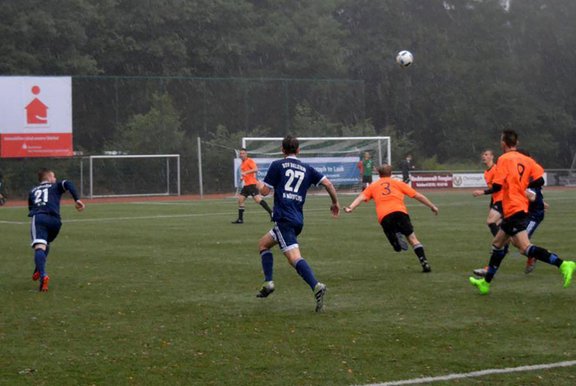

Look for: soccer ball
[396,50,413,67]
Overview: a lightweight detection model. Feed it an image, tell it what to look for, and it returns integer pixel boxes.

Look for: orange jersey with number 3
[363,177,417,222]
[484,165,503,203]
[241,158,258,185]
[493,150,544,218]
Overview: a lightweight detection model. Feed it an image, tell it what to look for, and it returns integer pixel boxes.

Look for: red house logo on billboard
[26,86,49,125]
[0,77,73,158]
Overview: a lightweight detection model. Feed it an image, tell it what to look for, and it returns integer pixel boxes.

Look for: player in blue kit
[28,168,85,292]
[522,184,547,273]
[255,136,340,312]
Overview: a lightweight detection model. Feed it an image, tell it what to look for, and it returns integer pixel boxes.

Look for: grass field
[1,189,575,385]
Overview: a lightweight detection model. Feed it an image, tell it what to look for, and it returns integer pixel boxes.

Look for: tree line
[1,0,575,181]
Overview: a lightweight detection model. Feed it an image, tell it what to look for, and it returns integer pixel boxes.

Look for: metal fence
[0,76,366,198]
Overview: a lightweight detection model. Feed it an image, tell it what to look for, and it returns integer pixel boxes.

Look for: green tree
[114,93,186,154]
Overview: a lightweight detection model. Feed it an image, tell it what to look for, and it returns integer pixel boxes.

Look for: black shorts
[240,184,260,197]
[380,211,414,251]
[500,211,529,236]
[489,200,503,214]
[362,175,372,184]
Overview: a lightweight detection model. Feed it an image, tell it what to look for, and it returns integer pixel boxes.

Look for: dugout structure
[80,154,181,198]
[238,137,391,188]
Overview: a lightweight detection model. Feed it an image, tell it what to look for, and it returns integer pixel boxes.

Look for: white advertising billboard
[0,76,73,157]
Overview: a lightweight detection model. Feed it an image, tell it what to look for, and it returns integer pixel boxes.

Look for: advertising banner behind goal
[234,157,361,188]
[0,76,73,158]
[236,136,392,188]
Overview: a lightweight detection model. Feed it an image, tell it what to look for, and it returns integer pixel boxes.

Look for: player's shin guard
[488,223,499,236]
[259,200,272,215]
[260,249,274,282]
[525,245,563,267]
[485,245,508,283]
[238,207,245,221]
[34,248,47,278]
[294,259,318,290]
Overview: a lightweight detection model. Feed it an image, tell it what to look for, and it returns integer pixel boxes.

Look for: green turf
[1,190,575,385]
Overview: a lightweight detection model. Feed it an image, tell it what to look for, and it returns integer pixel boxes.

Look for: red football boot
[39,275,50,292]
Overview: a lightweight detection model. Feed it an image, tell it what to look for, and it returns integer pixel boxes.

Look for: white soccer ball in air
[396,50,413,68]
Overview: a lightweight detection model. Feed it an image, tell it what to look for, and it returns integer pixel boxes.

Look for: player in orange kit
[474,149,504,236]
[232,148,273,224]
[344,164,439,272]
[469,130,575,294]
[471,149,505,276]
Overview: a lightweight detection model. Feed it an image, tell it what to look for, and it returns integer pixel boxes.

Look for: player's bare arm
[413,193,439,215]
[75,200,86,212]
[257,180,271,196]
[321,178,340,217]
[344,193,367,213]
[472,189,484,197]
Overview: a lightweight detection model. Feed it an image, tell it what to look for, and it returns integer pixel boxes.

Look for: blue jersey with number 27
[263,156,325,226]
[28,180,80,219]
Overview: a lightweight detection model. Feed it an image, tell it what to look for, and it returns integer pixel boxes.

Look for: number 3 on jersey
[380,182,391,195]
[34,188,49,205]
[285,169,304,193]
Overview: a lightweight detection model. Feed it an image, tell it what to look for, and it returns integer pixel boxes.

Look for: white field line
[356,360,576,386]
[0,207,331,225]
[0,212,234,225]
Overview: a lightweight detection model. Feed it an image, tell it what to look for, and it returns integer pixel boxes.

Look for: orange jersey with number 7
[362,177,417,222]
[492,150,544,218]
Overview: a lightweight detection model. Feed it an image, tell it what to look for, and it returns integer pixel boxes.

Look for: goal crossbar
[242,136,391,165]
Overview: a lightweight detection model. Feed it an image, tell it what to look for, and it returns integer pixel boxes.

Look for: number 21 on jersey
[34,188,49,205]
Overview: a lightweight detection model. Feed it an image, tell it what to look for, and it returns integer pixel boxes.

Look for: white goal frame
[80,154,181,198]
[242,136,391,166]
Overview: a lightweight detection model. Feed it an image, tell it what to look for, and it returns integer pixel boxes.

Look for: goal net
[237,137,391,188]
[80,154,181,198]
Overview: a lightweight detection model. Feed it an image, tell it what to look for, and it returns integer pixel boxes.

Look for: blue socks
[295,259,318,290]
[260,251,319,290]
[260,250,274,282]
[34,249,47,278]
[526,245,563,267]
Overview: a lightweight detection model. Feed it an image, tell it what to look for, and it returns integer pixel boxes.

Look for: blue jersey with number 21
[28,180,79,219]
[263,156,325,226]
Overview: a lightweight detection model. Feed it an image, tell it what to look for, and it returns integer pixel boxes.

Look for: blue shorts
[30,214,62,247]
[269,222,303,252]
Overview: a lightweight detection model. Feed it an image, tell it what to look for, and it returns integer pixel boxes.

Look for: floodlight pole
[197,136,204,199]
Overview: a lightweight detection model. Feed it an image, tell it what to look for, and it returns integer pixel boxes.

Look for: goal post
[238,137,391,188]
[80,154,181,198]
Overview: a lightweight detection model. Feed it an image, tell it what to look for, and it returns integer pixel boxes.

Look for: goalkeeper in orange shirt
[344,164,439,272]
